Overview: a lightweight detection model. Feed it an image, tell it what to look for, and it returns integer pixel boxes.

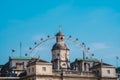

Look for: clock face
[61,53,65,59]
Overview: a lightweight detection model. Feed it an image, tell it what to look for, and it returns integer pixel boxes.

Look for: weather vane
[59,24,62,32]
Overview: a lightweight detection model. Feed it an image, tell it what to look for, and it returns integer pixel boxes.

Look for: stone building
[51,31,70,71]
[23,31,116,80]
[91,63,116,80]
[71,58,100,72]
[0,31,117,80]
[23,58,116,80]
[23,58,97,80]
[0,56,32,77]
[23,58,52,80]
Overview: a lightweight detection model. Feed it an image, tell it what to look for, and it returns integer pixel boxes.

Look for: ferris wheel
[28,34,94,59]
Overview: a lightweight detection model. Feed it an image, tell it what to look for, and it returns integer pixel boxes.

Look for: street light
[60,69,63,80]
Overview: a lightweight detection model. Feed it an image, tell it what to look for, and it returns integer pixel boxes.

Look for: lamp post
[60,69,63,80]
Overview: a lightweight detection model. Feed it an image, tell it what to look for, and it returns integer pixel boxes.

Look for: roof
[27,58,51,67]
[55,31,64,36]
[76,58,99,62]
[29,58,49,63]
[92,63,114,68]
[85,58,99,62]
[102,63,113,66]
[10,56,33,60]
[52,43,69,50]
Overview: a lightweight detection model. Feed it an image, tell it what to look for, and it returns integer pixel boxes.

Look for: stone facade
[0,31,117,80]
[0,56,32,77]
[27,58,52,76]
[22,58,116,80]
[52,31,70,70]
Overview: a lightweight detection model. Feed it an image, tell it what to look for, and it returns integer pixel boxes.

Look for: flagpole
[20,42,22,57]
[116,56,119,68]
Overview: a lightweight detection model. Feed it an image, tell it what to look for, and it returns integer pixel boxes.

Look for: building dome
[52,43,69,50]
[55,32,64,36]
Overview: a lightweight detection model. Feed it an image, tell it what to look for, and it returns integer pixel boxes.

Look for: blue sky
[0,0,120,66]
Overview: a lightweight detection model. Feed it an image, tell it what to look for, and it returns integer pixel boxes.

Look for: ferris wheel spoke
[28,35,93,59]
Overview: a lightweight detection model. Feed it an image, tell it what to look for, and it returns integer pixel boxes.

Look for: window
[16,62,24,70]
[107,70,110,74]
[57,54,59,56]
[32,67,34,72]
[42,67,46,71]
[29,68,30,73]
[61,37,63,40]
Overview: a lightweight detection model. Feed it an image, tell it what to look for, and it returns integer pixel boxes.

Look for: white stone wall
[52,49,70,69]
[27,65,36,76]
[27,63,52,76]
[36,64,52,75]
[9,59,29,69]
[101,67,116,77]
[52,49,69,60]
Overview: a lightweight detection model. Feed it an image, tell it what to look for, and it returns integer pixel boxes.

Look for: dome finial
[56,24,64,36]
[59,24,62,32]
